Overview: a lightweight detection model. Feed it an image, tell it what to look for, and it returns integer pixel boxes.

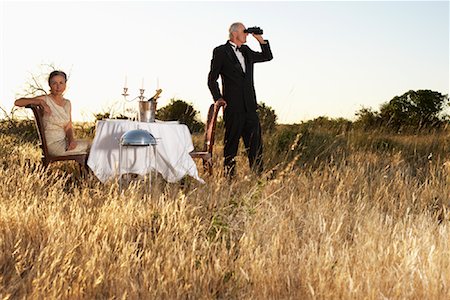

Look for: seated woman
[15,70,90,156]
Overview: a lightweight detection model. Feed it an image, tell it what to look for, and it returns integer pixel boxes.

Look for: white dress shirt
[229,41,246,73]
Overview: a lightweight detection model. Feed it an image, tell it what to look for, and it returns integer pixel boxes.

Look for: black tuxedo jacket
[208,40,273,113]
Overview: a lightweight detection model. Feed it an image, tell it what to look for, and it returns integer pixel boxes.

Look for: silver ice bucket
[138,100,157,122]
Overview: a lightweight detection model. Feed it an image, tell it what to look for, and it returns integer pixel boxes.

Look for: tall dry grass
[0,123,449,299]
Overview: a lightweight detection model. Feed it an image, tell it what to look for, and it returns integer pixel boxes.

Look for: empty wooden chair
[26,104,88,169]
[190,102,222,176]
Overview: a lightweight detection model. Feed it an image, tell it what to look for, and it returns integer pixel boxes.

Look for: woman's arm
[14,95,51,114]
[64,100,77,151]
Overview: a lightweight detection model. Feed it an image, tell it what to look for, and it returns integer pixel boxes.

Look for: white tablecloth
[87,119,203,183]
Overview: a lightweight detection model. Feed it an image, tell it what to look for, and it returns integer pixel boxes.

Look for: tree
[157,98,204,133]
[18,63,64,98]
[379,90,448,130]
[1,64,61,142]
[257,102,277,133]
[355,90,449,131]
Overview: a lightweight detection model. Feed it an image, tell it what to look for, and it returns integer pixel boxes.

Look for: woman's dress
[42,95,89,156]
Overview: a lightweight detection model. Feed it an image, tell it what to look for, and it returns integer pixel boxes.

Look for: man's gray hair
[229,22,244,39]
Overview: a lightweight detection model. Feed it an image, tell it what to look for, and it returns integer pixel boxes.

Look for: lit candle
[124,75,127,88]
[141,78,144,89]
[157,77,159,89]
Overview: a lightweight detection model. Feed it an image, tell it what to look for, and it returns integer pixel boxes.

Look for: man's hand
[252,34,266,44]
[216,98,227,109]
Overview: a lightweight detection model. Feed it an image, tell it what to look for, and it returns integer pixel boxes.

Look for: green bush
[0,118,38,143]
[157,99,204,133]
[257,102,277,133]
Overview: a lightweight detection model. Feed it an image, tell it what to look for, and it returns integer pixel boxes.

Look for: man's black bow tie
[234,46,242,52]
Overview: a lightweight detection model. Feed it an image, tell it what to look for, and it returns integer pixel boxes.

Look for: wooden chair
[190,102,222,176]
[26,104,88,169]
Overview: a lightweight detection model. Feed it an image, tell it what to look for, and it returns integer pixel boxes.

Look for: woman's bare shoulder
[63,98,72,109]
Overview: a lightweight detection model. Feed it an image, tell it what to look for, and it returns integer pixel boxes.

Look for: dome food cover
[120,129,157,146]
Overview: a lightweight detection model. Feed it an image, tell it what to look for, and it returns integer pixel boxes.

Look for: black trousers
[223,111,263,177]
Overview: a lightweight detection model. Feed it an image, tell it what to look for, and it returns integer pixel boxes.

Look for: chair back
[203,103,221,154]
[26,104,51,160]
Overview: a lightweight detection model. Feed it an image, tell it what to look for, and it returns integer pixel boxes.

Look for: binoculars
[244,27,263,35]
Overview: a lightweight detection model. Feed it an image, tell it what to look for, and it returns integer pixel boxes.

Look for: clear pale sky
[1,1,449,124]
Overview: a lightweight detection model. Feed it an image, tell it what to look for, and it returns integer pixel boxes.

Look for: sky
[1,0,449,124]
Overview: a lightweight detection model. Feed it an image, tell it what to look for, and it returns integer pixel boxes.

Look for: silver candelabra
[121,82,163,122]
[122,87,149,102]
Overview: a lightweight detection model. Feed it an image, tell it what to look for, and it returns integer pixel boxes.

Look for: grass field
[0,119,449,299]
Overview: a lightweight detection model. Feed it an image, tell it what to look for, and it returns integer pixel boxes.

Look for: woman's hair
[48,70,67,85]
[229,22,243,39]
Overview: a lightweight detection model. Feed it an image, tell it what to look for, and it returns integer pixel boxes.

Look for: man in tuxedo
[208,22,273,178]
